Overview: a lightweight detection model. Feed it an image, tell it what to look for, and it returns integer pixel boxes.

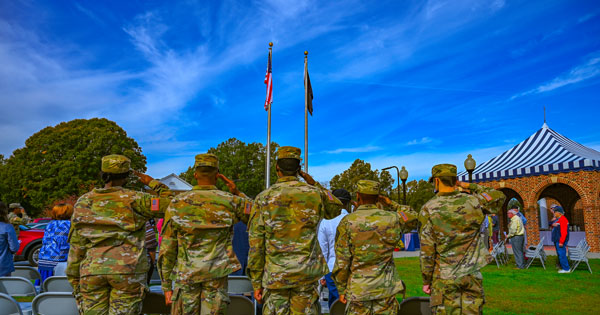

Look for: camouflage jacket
[248,176,342,290]
[158,185,252,291]
[419,183,505,285]
[8,212,31,237]
[332,203,417,301]
[67,180,172,282]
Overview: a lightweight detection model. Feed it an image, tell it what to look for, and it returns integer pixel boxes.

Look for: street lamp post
[382,166,409,204]
[399,166,408,205]
[464,154,476,183]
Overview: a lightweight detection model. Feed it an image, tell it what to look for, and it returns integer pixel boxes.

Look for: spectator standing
[145,220,158,285]
[0,202,20,277]
[550,206,570,273]
[37,203,73,284]
[491,214,500,244]
[8,203,31,237]
[515,207,528,250]
[506,209,525,269]
[318,188,351,307]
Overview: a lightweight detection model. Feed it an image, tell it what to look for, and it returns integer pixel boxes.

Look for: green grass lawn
[395,256,600,314]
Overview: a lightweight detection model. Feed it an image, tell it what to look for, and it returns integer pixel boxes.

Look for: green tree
[180,138,278,198]
[329,159,394,195]
[0,118,146,216]
[402,179,435,210]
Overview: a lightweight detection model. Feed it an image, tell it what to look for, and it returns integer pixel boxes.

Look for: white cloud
[511,53,600,100]
[406,137,433,146]
[323,146,381,154]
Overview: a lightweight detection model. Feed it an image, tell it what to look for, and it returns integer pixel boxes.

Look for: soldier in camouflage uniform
[333,180,418,315]
[67,154,172,315]
[248,146,342,315]
[8,203,31,237]
[158,153,253,315]
[419,164,505,315]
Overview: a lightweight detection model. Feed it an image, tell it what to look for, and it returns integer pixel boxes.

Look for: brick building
[458,123,600,252]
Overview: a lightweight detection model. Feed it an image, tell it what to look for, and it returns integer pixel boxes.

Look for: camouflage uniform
[67,155,172,315]
[158,154,253,315]
[8,203,30,237]
[248,146,342,315]
[333,180,418,315]
[419,164,505,315]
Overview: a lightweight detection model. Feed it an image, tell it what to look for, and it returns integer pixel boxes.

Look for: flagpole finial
[269,42,273,47]
[304,51,308,56]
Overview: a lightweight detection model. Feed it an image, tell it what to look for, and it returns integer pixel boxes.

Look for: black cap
[332,188,351,203]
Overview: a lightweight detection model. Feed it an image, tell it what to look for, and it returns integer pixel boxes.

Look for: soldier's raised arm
[332,218,352,302]
[378,195,418,232]
[458,181,506,214]
[131,170,173,218]
[217,173,253,224]
[299,170,343,219]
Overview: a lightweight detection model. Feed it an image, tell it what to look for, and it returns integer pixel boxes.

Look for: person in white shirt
[318,188,352,307]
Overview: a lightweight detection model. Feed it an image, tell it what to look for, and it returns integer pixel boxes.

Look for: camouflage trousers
[78,273,147,315]
[430,274,484,315]
[171,277,229,315]
[263,285,319,315]
[346,295,400,315]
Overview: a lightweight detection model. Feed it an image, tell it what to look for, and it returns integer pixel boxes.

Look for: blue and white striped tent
[458,123,600,182]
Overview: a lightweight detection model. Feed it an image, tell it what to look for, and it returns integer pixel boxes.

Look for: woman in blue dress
[37,203,73,284]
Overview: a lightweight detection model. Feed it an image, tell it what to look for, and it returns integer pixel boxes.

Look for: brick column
[525,205,539,247]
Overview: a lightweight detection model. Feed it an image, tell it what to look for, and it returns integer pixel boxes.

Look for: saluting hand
[132,170,154,185]
[217,173,240,195]
[378,195,392,206]
[298,170,316,185]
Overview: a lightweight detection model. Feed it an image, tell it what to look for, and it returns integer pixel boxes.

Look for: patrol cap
[277,146,302,161]
[332,188,351,203]
[194,153,219,169]
[101,155,131,174]
[429,164,457,182]
[9,203,22,209]
[552,205,565,214]
[357,180,380,195]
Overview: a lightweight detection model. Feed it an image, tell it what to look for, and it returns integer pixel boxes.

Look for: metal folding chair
[226,295,254,315]
[0,292,25,315]
[569,243,592,274]
[0,277,37,297]
[525,237,546,269]
[31,292,78,315]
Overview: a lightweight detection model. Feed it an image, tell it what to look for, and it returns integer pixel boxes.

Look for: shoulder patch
[151,198,160,211]
[244,201,253,214]
[399,211,409,222]
[326,190,334,201]
[480,192,492,202]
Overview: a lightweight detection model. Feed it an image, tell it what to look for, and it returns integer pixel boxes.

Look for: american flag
[264,49,273,111]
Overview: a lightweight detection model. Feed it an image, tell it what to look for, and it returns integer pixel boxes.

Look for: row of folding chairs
[491,239,509,267]
[568,239,592,273]
[0,276,72,297]
[0,291,77,315]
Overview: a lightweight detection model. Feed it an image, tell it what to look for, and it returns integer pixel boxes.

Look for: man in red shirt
[551,206,570,273]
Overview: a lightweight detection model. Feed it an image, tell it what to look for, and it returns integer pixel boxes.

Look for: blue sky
[1,0,599,184]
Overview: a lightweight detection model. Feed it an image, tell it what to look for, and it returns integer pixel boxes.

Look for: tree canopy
[0,118,146,216]
[180,138,278,198]
[329,159,394,195]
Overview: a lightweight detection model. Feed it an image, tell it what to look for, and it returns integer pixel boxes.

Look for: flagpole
[304,51,308,173]
[266,42,273,189]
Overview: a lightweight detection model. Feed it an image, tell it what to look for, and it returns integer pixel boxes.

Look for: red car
[15,224,45,266]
